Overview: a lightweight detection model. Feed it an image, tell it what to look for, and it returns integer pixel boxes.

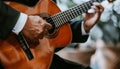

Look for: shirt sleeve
[81,20,89,35]
[12,13,28,35]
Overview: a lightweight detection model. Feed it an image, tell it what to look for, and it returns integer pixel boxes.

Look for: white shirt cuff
[12,13,28,35]
[81,21,89,35]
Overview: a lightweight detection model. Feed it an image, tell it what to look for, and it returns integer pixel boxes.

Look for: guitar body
[0,0,72,69]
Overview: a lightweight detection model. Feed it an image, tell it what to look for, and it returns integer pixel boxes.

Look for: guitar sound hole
[39,13,58,38]
[48,27,55,34]
[39,13,55,34]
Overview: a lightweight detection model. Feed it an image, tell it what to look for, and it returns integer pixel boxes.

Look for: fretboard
[48,0,103,28]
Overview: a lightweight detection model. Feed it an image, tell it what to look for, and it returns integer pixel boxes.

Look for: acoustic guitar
[0,0,114,69]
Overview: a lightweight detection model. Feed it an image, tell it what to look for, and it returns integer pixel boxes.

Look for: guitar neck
[47,0,103,28]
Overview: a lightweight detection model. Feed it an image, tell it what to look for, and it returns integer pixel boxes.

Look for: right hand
[22,15,52,41]
[83,2,104,32]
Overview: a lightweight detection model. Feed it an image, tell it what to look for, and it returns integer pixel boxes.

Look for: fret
[77,6,83,15]
[65,11,71,21]
[52,15,58,27]
[58,11,71,24]
[53,14,60,28]
[61,16,65,25]
[88,1,93,7]
[51,16,55,22]
[79,6,84,13]
[81,4,87,12]
[84,3,89,10]
[66,9,74,19]
[84,2,91,11]
[69,9,74,18]
[76,7,81,16]
[63,12,68,22]
[75,9,80,17]
[72,9,77,18]
[75,7,81,15]
[62,14,66,24]
[58,14,64,27]
[73,6,79,16]
[64,13,69,23]
[62,11,66,20]
[56,14,62,28]
[73,7,78,17]
[66,12,71,21]
[77,6,82,14]
[67,10,74,20]
[60,12,66,23]
[67,11,72,20]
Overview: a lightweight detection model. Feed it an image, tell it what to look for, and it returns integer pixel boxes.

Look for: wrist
[83,23,90,33]
[83,20,90,33]
[81,20,89,35]
[12,13,28,35]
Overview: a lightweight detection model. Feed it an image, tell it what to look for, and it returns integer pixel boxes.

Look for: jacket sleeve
[70,20,89,43]
[0,0,40,39]
[0,0,20,39]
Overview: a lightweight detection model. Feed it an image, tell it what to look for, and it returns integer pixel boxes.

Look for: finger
[44,22,52,30]
[93,2,104,13]
[39,18,52,29]
[39,16,52,30]
[93,3,100,13]
[37,28,44,39]
[38,33,44,39]
[97,4,104,13]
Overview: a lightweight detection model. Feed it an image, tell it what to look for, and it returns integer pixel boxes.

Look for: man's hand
[83,2,104,32]
[22,15,52,41]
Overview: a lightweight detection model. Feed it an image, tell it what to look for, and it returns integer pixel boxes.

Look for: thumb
[45,22,52,30]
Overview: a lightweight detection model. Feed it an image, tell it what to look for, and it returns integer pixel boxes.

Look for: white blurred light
[56,0,69,11]
[113,0,120,14]
[90,25,103,40]
[100,1,113,22]
[111,14,118,26]
[72,0,87,5]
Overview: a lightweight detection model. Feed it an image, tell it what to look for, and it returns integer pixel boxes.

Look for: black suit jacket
[0,0,39,39]
[0,0,88,42]
[0,0,89,69]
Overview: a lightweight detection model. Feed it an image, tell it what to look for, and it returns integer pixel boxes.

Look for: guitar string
[50,0,102,29]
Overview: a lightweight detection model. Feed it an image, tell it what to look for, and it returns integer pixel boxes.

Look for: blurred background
[55,0,120,69]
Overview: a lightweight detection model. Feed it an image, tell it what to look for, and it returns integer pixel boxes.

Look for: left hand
[83,2,104,32]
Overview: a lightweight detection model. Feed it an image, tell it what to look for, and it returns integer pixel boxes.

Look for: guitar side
[0,0,72,69]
